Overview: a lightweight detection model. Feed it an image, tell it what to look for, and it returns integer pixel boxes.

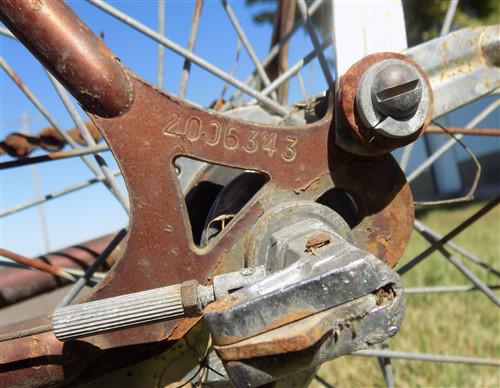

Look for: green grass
[311,201,500,388]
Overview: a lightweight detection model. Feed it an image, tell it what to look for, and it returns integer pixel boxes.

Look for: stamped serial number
[162,113,298,162]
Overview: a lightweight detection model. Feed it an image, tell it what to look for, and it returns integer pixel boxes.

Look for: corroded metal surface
[0,234,117,306]
[0,121,99,157]
[0,2,418,386]
[335,52,433,156]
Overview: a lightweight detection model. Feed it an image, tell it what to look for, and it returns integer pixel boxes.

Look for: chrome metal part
[404,25,500,118]
[371,63,422,119]
[53,284,185,341]
[204,206,404,386]
[52,266,266,341]
[356,59,430,139]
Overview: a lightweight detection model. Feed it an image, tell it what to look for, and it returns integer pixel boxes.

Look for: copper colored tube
[0,248,74,281]
[0,0,133,117]
[426,127,500,136]
[0,234,118,307]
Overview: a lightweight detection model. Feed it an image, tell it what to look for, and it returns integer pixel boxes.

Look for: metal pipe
[0,0,133,117]
[0,248,74,281]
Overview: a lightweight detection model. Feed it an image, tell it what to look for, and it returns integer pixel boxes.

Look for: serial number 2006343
[162,113,298,162]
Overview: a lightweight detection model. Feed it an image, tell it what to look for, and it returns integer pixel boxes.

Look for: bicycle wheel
[1,1,498,387]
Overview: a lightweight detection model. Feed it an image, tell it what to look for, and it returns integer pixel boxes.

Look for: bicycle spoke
[398,196,500,275]
[0,169,121,218]
[247,39,331,104]
[221,0,278,101]
[415,219,500,277]
[58,229,127,307]
[405,284,500,294]
[178,0,203,98]
[414,223,500,306]
[0,248,74,282]
[157,0,165,89]
[354,349,500,367]
[88,0,290,117]
[377,344,395,388]
[440,0,459,36]
[1,57,108,183]
[0,144,109,170]
[223,0,323,109]
[47,74,130,213]
[297,0,334,88]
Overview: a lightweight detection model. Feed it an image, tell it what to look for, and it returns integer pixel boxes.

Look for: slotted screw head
[371,63,422,119]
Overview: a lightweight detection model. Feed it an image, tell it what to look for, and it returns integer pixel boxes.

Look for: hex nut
[181,280,202,317]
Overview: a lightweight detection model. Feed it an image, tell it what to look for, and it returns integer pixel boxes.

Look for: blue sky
[1,1,499,258]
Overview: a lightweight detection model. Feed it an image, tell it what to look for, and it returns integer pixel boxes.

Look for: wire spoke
[247,39,331,104]
[88,0,290,117]
[414,219,500,277]
[297,0,334,88]
[0,169,121,218]
[58,229,127,307]
[0,144,109,170]
[414,221,500,306]
[178,0,204,98]
[354,349,500,367]
[157,0,165,89]
[0,57,106,180]
[221,0,278,101]
[398,196,500,275]
[405,284,500,294]
[222,0,323,110]
[46,74,130,213]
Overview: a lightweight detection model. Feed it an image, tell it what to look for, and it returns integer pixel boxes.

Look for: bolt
[371,63,422,119]
[239,267,255,276]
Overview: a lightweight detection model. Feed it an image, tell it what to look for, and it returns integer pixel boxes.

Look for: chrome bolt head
[371,63,423,119]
